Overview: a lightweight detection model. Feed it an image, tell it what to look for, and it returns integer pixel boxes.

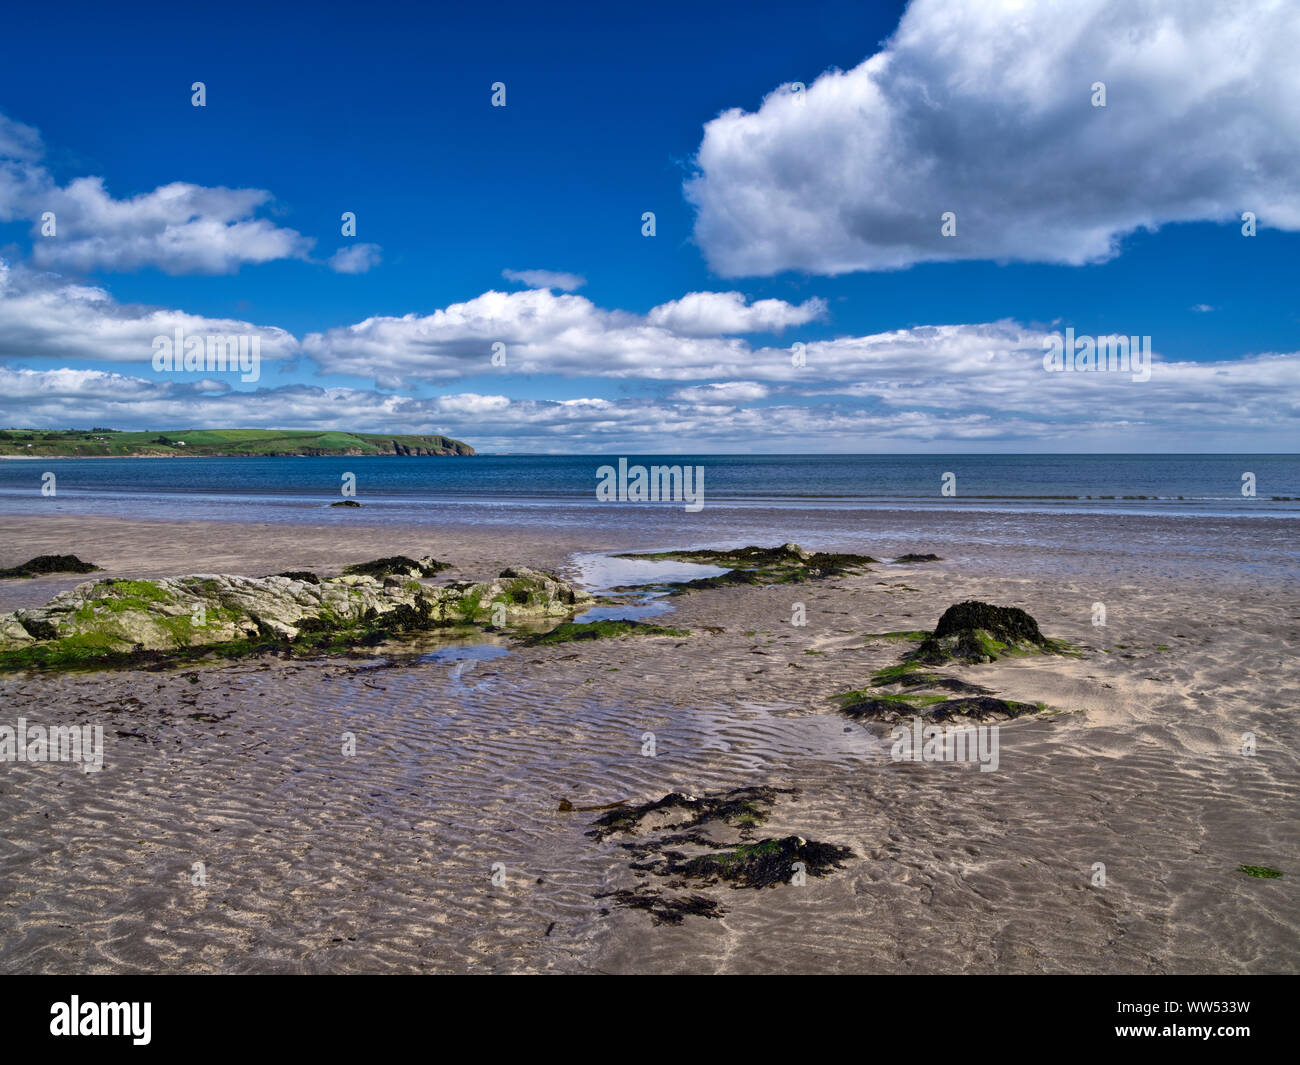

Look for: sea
[1,453,1296,579]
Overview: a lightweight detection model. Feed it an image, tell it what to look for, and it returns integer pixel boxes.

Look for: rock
[0,554,100,579]
[911,600,1050,664]
[329,500,362,507]
[0,563,592,662]
[838,693,1041,724]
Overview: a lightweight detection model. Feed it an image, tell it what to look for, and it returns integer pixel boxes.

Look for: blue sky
[0,0,1296,452]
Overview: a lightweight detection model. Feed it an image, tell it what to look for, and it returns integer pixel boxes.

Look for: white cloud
[501,268,586,291]
[0,114,41,161]
[1,264,1295,450]
[328,243,383,274]
[647,291,825,335]
[687,0,1300,276]
[0,259,298,363]
[672,381,771,403]
[0,112,313,274]
[302,287,829,384]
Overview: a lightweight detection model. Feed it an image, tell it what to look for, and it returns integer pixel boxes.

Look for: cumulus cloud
[686,0,1300,276]
[0,259,298,363]
[0,111,313,274]
[301,287,830,384]
[303,288,751,384]
[647,291,825,335]
[501,268,586,291]
[2,262,1295,449]
[328,243,383,274]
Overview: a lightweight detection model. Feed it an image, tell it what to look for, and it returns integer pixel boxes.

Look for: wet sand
[0,514,1297,973]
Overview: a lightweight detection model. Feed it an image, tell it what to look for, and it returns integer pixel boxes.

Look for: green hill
[0,428,475,458]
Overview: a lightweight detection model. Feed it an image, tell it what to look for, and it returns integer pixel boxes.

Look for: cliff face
[389,441,466,456]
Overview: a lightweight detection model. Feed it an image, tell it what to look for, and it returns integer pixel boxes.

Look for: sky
[0,0,1296,453]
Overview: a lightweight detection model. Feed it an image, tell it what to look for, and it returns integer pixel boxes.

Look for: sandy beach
[0,512,1296,974]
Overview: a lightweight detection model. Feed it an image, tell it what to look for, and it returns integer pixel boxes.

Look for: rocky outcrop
[911,600,1051,664]
[0,554,100,579]
[0,565,591,663]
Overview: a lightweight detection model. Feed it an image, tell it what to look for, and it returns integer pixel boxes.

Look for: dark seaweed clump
[0,554,99,579]
[272,570,321,584]
[837,692,1041,724]
[617,543,877,593]
[587,785,787,841]
[893,553,942,563]
[588,786,853,923]
[340,555,449,579]
[593,889,724,926]
[640,836,854,889]
[833,600,1068,723]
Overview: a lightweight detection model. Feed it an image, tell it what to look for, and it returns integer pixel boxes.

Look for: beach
[1,509,1296,973]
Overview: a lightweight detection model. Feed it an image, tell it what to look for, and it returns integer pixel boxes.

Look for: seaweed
[595,889,724,925]
[640,835,854,889]
[586,786,788,841]
[910,600,1051,664]
[838,693,1040,724]
[340,555,448,579]
[616,543,877,593]
[0,554,100,579]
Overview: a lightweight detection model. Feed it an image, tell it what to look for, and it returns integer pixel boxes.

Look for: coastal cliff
[0,428,475,458]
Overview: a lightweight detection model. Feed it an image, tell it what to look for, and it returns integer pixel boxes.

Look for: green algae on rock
[910,600,1055,664]
[835,600,1067,724]
[0,564,590,672]
[525,619,689,646]
[837,691,1043,724]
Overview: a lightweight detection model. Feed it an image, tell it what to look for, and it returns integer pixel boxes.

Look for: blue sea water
[1,454,1296,582]
[0,453,1296,521]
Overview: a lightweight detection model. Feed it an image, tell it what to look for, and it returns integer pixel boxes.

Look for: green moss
[834,688,946,709]
[101,579,170,600]
[864,630,928,641]
[869,660,932,686]
[455,591,484,621]
[527,619,689,645]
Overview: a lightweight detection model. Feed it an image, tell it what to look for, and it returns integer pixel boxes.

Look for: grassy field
[0,428,475,458]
